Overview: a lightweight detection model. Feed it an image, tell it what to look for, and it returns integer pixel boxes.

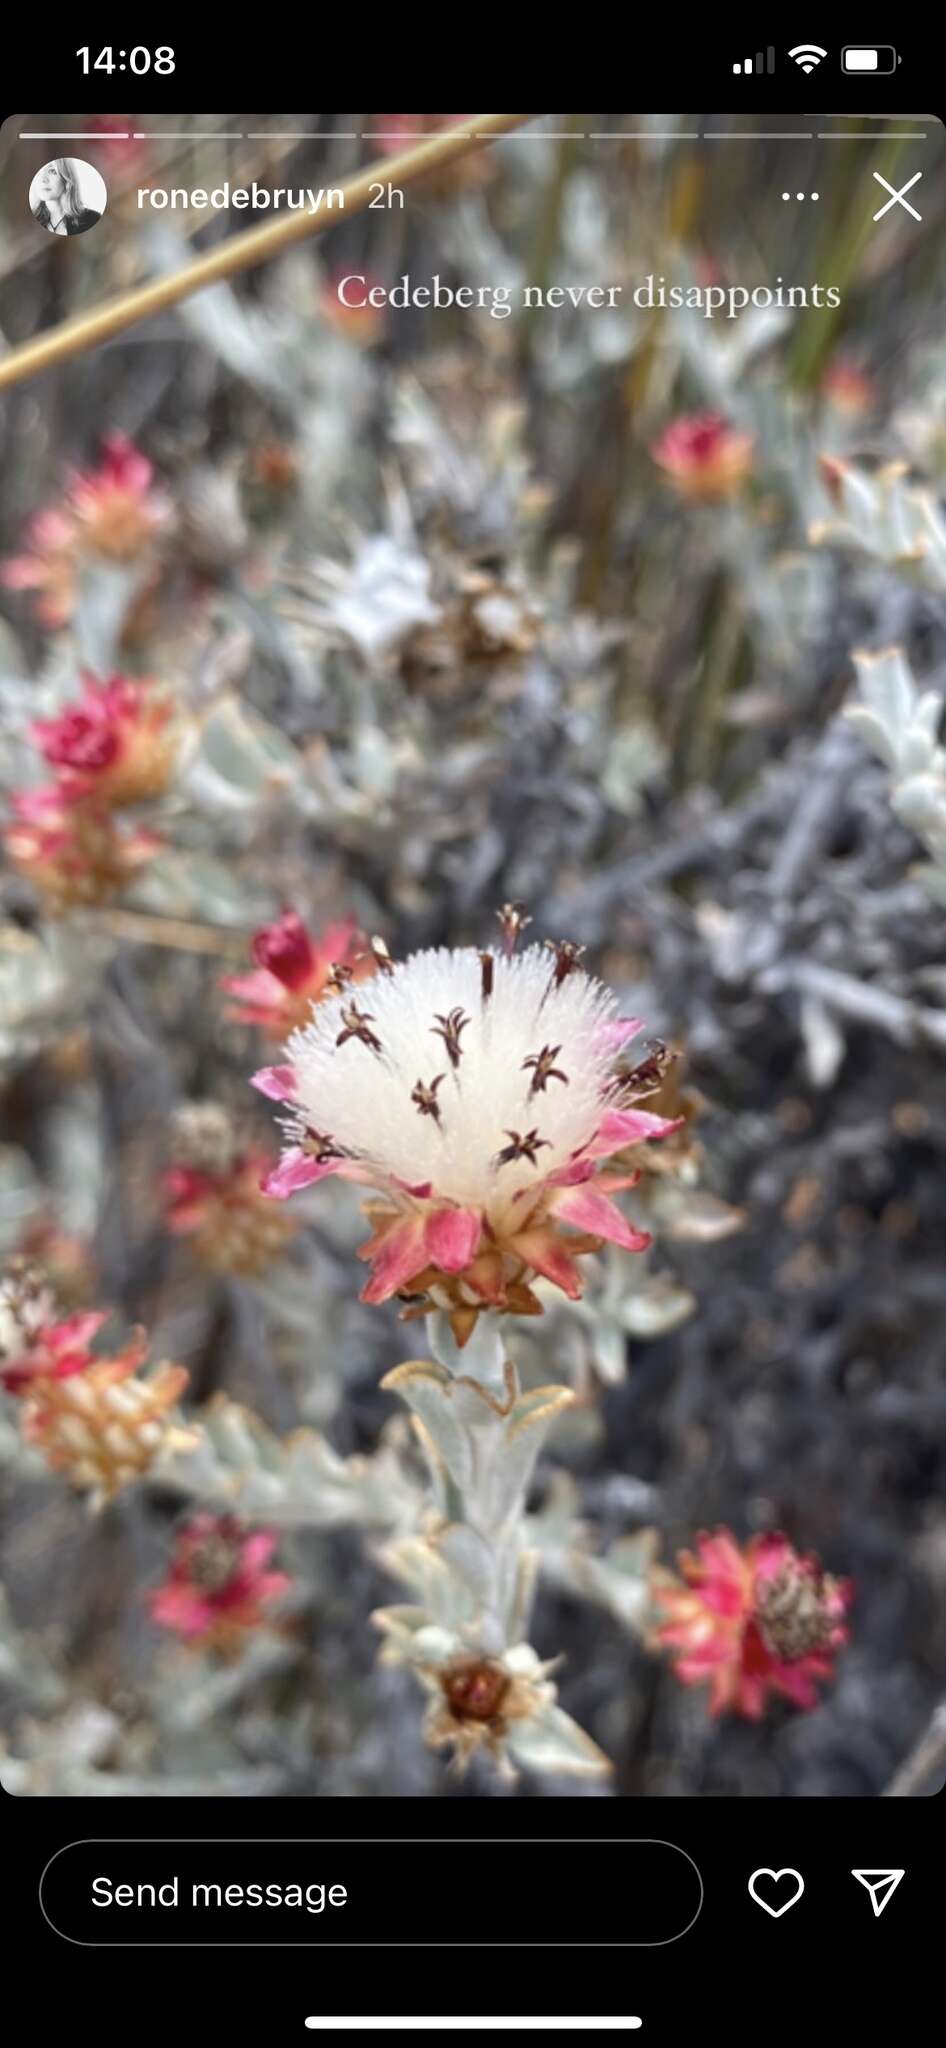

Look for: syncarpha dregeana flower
[221,910,372,1040]
[0,434,173,628]
[148,1514,290,1651]
[163,1101,298,1276]
[254,918,682,1343]
[20,1338,191,1507]
[651,411,754,502]
[0,1292,112,1395]
[4,784,161,907]
[31,673,177,809]
[653,1528,852,1719]
[68,434,173,558]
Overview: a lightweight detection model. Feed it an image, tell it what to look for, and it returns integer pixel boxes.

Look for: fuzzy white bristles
[284,945,627,1223]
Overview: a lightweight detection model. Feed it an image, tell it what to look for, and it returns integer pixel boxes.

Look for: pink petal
[221,968,285,1010]
[553,1184,651,1251]
[597,1015,644,1051]
[316,915,358,965]
[589,1107,686,1157]
[261,1148,339,1198]
[508,1227,584,1300]
[547,1156,597,1189]
[359,1214,427,1303]
[250,1063,298,1102]
[423,1206,482,1273]
[240,1531,280,1573]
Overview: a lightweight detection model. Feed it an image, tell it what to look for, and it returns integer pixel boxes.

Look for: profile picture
[29,157,107,237]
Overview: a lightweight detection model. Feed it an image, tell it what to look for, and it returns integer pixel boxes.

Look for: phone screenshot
[0,45,941,2040]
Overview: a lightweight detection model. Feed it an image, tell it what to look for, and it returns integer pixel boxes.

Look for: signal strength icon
[733,48,775,74]
[789,42,828,72]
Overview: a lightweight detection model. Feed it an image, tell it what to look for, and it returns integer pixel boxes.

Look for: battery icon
[842,45,900,72]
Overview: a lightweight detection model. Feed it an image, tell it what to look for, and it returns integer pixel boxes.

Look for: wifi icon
[789,42,828,71]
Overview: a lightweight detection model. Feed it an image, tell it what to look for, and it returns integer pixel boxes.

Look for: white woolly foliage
[287,944,623,1219]
[846,646,946,901]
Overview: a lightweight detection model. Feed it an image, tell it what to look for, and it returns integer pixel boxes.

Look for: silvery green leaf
[73,559,148,672]
[156,1634,297,1734]
[812,464,946,588]
[478,1385,575,1528]
[563,1531,659,1636]
[132,850,267,924]
[380,1362,475,1493]
[893,772,946,847]
[620,1279,697,1338]
[846,646,946,897]
[158,1395,416,1530]
[180,696,302,814]
[507,1702,610,1779]
[438,1522,498,1605]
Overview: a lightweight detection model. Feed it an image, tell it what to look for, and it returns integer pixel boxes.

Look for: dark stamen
[480,951,495,1002]
[496,902,532,957]
[522,1043,569,1095]
[336,1002,382,1054]
[324,961,354,997]
[303,1126,345,1163]
[369,935,395,975]
[496,1127,551,1169]
[544,938,585,987]
[432,1007,470,1069]
[411,1075,446,1124]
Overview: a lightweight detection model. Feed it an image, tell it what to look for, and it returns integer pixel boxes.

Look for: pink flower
[221,911,373,1039]
[651,412,754,501]
[162,1143,297,1277]
[254,932,682,1346]
[31,673,176,808]
[148,1515,290,1649]
[0,435,172,628]
[654,1528,852,1719]
[4,783,161,907]
[68,435,173,558]
[0,1302,110,1395]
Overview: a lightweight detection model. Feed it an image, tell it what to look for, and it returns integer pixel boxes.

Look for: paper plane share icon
[851,1870,905,1917]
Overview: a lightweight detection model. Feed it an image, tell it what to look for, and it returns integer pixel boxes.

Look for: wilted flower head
[4,784,161,907]
[221,910,372,1039]
[651,411,754,501]
[654,1528,851,1718]
[421,1646,559,1773]
[20,1338,190,1507]
[255,928,681,1344]
[148,1514,290,1651]
[31,674,176,808]
[163,1101,297,1275]
[0,435,172,627]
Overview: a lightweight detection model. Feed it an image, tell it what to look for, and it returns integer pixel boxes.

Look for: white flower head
[254,927,682,1343]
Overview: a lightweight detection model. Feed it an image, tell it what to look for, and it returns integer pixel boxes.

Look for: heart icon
[748,1868,805,1918]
